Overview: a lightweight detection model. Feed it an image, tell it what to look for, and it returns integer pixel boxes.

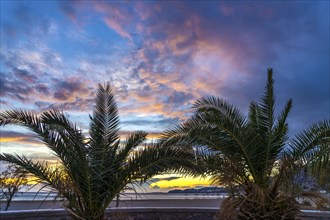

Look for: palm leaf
[89,83,120,169]
[190,96,262,182]
[0,109,88,189]
[289,120,330,165]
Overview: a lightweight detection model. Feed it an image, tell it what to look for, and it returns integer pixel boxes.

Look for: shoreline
[0,198,224,211]
[1,207,329,220]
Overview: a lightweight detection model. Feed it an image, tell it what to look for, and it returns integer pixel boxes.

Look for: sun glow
[150,175,213,189]
[0,137,26,143]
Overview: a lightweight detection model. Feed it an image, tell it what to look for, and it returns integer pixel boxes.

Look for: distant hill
[167,170,327,195]
[168,187,228,194]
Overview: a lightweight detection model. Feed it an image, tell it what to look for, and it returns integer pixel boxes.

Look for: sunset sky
[0,1,329,192]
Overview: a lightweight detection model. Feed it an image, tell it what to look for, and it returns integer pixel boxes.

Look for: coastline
[0,198,224,211]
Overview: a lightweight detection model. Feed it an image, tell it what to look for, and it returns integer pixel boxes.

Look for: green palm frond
[241,70,294,184]
[116,131,148,164]
[127,144,205,182]
[0,109,40,127]
[247,69,290,181]
[193,95,246,129]
[0,109,89,189]
[271,99,292,159]
[289,120,330,165]
[0,154,71,195]
[203,153,248,186]
[160,122,194,148]
[190,96,262,182]
[248,102,260,129]
[288,120,330,191]
[258,68,275,134]
[161,68,330,219]
[307,148,330,189]
[89,83,120,168]
[1,83,204,219]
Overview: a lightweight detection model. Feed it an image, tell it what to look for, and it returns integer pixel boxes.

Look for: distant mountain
[168,170,327,195]
[168,187,228,194]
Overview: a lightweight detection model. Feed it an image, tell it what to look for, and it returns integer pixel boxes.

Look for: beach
[1,198,224,211]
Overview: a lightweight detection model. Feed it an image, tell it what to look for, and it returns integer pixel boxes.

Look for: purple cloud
[0,0,328,137]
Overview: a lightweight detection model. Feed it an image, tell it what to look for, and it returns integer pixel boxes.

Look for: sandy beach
[0,198,224,211]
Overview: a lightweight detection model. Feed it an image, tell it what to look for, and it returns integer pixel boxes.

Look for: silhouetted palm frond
[161,68,330,219]
[0,83,201,220]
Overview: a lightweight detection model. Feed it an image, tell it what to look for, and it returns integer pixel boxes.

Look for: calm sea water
[6,192,227,201]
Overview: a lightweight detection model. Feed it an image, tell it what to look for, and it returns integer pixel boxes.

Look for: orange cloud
[0,137,26,143]
[93,2,132,40]
[119,131,162,141]
[104,17,132,40]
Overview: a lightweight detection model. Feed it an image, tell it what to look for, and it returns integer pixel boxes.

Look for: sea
[4,192,228,201]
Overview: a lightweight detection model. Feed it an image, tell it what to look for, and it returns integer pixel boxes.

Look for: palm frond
[2,83,182,219]
[190,97,265,183]
[262,99,292,178]
[89,83,120,168]
[289,120,330,165]
[193,96,246,129]
[126,144,206,182]
[115,131,147,165]
[244,72,292,184]
[271,99,292,159]
[160,122,194,148]
[248,102,260,129]
[0,154,71,195]
[256,68,276,177]
[41,109,88,156]
[0,109,89,190]
[258,68,275,132]
[0,109,39,126]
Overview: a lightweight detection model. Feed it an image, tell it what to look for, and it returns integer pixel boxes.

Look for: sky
[0,0,329,192]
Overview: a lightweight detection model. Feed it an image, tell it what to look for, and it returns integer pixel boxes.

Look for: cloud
[0,130,40,145]
[0,2,327,191]
[93,1,133,40]
[0,71,34,101]
[103,17,132,40]
[13,68,38,83]
[0,68,95,112]
[0,1,328,140]
[121,116,179,132]
[149,176,182,184]
[52,77,90,101]
[0,46,97,112]
[135,1,327,122]
[35,84,51,96]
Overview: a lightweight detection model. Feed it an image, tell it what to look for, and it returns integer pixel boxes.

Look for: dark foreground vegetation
[0,84,201,219]
[1,68,329,220]
[161,69,329,219]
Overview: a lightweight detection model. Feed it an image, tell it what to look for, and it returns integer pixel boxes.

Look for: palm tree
[161,69,330,219]
[0,83,201,219]
[305,137,330,191]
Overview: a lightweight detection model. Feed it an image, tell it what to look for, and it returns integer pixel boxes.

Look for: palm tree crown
[0,83,200,220]
[161,69,330,219]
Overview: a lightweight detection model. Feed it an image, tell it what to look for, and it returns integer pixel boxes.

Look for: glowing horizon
[1,1,329,192]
